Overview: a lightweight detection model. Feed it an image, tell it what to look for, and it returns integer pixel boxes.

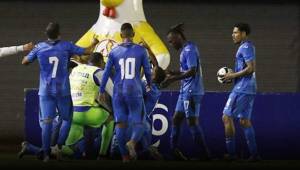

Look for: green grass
[0,153,300,169]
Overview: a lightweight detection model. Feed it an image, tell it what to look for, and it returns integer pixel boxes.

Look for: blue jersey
[100,42,152,98]
[232,41,257,94]
[27,40,85,96]
[179,41,204,95]
[142,81,161,115]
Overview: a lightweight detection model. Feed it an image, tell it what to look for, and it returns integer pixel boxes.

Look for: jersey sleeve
[242,45,255,62]
[100,52,114,94]
[94,69,114,97]
[186,46,198,69]
[68,42,85,56]
[26,45,39,62]
[0,45,23,58]
[142,48,152,86]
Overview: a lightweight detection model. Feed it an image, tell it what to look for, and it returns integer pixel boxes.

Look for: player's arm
[1,42,34,58]
[83,38,99,55]
[223,61,255,81]
[99,53,114,102]
[22,44,38,65]
[223,45,255,81]
[142,49,152,87]
[140,41,159,67]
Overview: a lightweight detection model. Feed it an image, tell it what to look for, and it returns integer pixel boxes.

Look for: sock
[131,123,144,143]
[41,119,53,156]
[99,120,114,156]
[225,136,236,157]
[115,126,128,157]
[57,119,72,148]
[189,125,210,157]
[243,126,258,156]
[171,126,180,150]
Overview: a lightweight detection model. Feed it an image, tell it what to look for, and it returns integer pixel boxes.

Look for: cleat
[172,148,188,161]
[126,141,137,161]
[148,146,164,160]
[18,141,28,159]
[53,145,63,161]
[122,155,131,163]
[43,155,50,163]
[247,155,262,162]
[223,154,238,162]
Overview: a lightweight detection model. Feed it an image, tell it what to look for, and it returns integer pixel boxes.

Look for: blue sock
[115,127,128,157]
[41,120,53,156]
[73,139,85,159]
[26,143,42,155]
[225,136,236,157]
[243,126,258,156]
[131,123,144,143]
[189,125,210,156]
[57,119,71,148]
[171,126,180,150]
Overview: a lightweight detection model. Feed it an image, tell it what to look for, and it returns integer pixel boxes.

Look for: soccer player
[0,42,33,58]
[22,22,99,162]
[100,23,152,162]
[63,52,114,159]
[162,23,210,160]
[221,23,260,161]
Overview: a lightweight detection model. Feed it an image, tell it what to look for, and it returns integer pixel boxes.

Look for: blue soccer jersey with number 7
[27,40,85,96]
[100,42,152,98]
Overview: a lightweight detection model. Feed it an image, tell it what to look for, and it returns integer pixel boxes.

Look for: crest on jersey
[94,39,118,58]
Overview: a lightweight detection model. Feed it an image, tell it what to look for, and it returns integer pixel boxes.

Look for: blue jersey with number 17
[27,40,85,96]
[100,42,152,98]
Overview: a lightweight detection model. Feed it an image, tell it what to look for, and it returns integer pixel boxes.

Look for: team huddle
[0,21,260,162]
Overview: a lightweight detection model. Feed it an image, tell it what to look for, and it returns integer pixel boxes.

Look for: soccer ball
[217,67,233,84]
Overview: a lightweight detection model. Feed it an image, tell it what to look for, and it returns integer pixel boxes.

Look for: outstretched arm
[1,42,34,58]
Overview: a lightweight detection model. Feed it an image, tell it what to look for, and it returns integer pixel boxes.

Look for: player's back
[109,42,150,98]
[35,40,75,96]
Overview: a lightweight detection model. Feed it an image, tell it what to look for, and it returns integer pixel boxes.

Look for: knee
[222,115,231,125]
[239,119,251,128]
[42,118,53,124]
[116,122,127,128]
[187,117,198,126]
[173,113,184,126]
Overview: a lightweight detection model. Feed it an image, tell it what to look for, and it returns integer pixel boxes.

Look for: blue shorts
[112,96,144,124]
[39,95,73,121]
[175,94,203,118]
[223,92,255,119]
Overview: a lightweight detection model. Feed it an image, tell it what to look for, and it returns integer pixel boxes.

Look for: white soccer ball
[217,67,233,84]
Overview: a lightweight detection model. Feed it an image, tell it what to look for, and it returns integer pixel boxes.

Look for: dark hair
[45,22,60,39]
[121,23,133,32]
[120,23,134,38]
[167,23,186,40]
[234,23,251,35]
[154,66,166,84]
[89,52,103,64]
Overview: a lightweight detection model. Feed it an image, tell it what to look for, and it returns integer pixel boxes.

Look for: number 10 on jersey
[119,58,136,80]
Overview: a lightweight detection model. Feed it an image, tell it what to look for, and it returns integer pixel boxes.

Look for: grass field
[1,153,300,170]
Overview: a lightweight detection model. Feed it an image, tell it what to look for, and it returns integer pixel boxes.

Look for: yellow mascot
[76,0,170,69]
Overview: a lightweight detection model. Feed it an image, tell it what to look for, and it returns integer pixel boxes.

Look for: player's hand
[91,36,100,46]
[160,75,175,88]
[23,42,34,51]
[98,93,106,103]
[146,84,151,92]
[223,72,235,81]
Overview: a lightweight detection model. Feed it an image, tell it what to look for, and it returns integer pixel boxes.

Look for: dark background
[0,0,299,149]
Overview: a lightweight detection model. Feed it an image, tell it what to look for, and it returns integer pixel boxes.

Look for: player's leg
[18,141,42,159]
[222,92,238,159]
[55,95,73,160]
[39,95,56,162]
[185,95,210,159]
[99,115,114,158]
[237,94,259,161]
[126,97,145,160]
[113,96,129,162]
[170,95,185,159]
